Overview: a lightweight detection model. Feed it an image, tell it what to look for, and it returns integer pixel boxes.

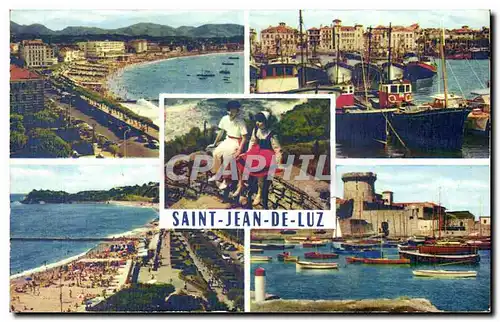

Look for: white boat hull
[256,77,299,93]
[413,270,477,278]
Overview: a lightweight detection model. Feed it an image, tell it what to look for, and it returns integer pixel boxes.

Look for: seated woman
[232,111,282,206]
[207,100,248,190]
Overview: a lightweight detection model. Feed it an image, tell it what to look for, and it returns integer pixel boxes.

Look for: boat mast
[438,186,442,239]
[367,26,372,86]
[333,21,339,84]
[387,23,392,83]
[299,10,305,87]
[440,27,449,108]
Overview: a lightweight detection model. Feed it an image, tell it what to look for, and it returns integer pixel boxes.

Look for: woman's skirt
[237,145,281,178]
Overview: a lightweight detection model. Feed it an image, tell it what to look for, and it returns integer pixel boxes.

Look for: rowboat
[302,242,327,248]
[413,270,477,278]
[251,256,272,262]
[346,256,410,264]
[304,252,339,259]
[250,248,264,253]
[345,256,366,263]
[399,249,481,264]
[362,258,410,265]
[296,261,338,269]
[251,243,294,250]
[277,252,299,262]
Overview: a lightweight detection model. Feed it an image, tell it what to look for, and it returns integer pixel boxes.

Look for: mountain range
[10,21,244,38]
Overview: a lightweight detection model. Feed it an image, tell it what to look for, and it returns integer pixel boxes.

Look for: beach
[10,201,159,313]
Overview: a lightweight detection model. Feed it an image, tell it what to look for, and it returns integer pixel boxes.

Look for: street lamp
[123,128,131,158]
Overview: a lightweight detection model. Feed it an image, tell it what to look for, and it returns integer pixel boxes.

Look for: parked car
[147,140,159,149]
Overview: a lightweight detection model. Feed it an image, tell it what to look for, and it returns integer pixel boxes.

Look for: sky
[336,165,490,219]
[250,10,490,35]
[10,10,244,30]
[10,165,160,194]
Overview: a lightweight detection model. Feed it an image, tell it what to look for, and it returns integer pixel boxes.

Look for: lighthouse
[254,267,266,302]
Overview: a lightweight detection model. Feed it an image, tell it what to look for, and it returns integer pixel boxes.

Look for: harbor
[249,10,490,158]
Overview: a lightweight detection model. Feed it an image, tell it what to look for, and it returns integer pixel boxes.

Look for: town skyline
[10,10,244,30]
[10,165,160,193]
[250,10,490,34]
[336,165,490,219]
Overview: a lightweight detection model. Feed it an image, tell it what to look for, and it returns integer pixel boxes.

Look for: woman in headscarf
[232,111,283,206]
[207,100,248,188]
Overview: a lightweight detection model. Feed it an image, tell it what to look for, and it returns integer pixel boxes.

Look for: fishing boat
[381,62,405,82]
[412,270,477,278]
[222,62,235,66]
[470,47,490,60]
[466,240,491,250]
[296,261,339,269]
[335,84,397,147]
[388,28,472,151]
[304,252,339,259]
[251,256,272,263]
[228,56,240,60]
[250,248,264,253]
[398,249,480,264]
[325,61,353,85]
[219,69,231,75]
[352,62,382,89]
[255,60,299,93]
[404,56,437,81]
[302,241,327,248]
[277,252,298,262]
[466,88,490,136]
[418,245,478,255]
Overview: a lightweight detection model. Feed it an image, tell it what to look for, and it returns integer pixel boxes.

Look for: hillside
[21,182,159,204]
[10,21,243,38]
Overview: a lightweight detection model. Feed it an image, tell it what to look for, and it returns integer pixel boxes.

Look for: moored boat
[413,270,477,278]
[304,252,339,259]
[404,57,437,81]
[296,261,339,269]
[362,257,411,265]
[251,256,273,263]
[325,61,353,84]
[277,252,299,262]
[250,248,264,253]
[302,242,327,248]
[398,249,480,264]
[418,245,478,255]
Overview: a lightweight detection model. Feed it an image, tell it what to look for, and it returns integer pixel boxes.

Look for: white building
[79,41,126,59]
[20,39,57,67]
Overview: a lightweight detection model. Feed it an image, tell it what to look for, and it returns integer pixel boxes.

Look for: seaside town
[9,11,243,158]
[9,163,244,312]
[250,166,490,312]
[250,10,490,158]
[164,98,331,211]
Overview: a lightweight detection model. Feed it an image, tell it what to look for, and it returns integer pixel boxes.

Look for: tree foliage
[26,128,72,158]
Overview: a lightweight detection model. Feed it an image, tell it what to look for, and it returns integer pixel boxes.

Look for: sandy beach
[10,201,160,313]
[103,50,243,99]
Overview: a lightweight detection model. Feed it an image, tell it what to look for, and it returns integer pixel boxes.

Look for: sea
[107,52,244,101]
[164,98,307,141]
[336,59,490,158]
[10,194,158,276]
[250,245,491,312]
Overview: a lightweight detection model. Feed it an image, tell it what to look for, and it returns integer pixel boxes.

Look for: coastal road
[178,233,234,310]
[46,91,158,158]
